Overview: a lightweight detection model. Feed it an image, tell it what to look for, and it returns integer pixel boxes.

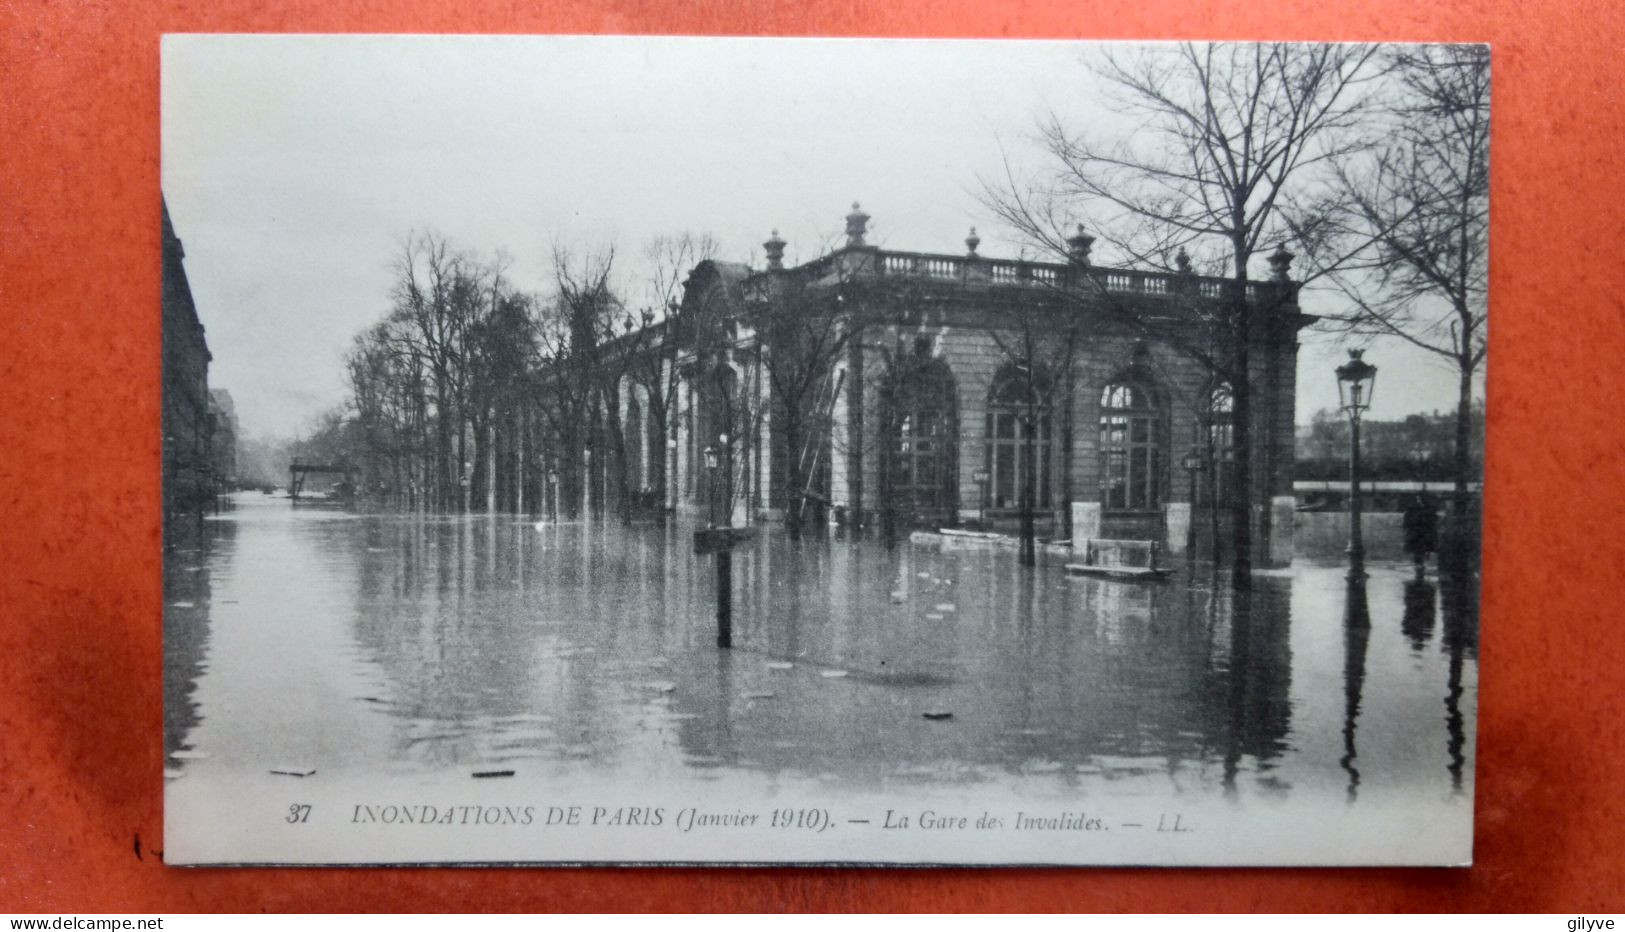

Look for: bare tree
[1312,45,1488,535]
[976,259,1088,566]
[626,232,718,512]
[744,263,867,540]
[985,42,1384,588]
[534,246,628,520]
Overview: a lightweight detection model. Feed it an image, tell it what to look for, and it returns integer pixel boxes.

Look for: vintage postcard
[160,35,1484,865]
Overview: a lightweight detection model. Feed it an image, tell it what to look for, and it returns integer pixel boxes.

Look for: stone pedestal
[1165,502,1192,555]
[1071,501,1102,552]
[1269,495,1296,567]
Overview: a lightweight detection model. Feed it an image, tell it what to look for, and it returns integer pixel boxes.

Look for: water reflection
[1401,580,1437,651]
[164,496,1477,804]
[1440,571,1478,794]
[1340,578,1371,802]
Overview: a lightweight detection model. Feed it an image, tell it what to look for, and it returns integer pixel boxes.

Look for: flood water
[164,494,1477,816]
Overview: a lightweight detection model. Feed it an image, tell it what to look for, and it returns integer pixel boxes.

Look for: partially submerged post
[694,436,753,648]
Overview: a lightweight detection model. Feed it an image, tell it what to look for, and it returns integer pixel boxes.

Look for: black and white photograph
[160,36,1485,865]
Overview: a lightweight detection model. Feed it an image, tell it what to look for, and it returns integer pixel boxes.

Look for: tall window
[1099,380,1162,511]
[883,358,957,521]
[985,367,1054,511]
[1205,382,1236,507]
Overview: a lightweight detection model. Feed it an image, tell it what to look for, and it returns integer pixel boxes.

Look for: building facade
[209,388,239,489]
[581,205,1307,565]
[162,197,216,518]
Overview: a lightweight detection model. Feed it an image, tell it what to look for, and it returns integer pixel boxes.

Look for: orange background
[2,0,1622,913]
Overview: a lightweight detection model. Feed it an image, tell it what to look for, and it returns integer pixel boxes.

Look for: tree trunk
[1020,407,1037,568]
[1228,239,1254,590]
[784,412,804,541]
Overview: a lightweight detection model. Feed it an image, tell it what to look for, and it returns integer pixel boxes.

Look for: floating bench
[1066,538,1172,582]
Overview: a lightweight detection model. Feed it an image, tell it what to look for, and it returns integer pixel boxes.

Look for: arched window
[1099,379,1162,511]
[1205,383,1236,507]
[985,366,1054,511]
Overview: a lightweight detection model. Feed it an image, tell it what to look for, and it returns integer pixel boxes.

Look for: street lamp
[718,432,732,527]
[1336,349,1378,580]
[703,444,720,528]
[1181,447,1202,558]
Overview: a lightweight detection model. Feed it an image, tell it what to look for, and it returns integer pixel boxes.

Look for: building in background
[208,388,239,490]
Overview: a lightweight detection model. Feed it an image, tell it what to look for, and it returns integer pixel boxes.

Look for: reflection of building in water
[666,540,1294,786]
[162,515,235,762]
[550,205,1308,565]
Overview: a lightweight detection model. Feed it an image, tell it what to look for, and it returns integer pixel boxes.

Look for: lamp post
[547,468,559,521]
[702,440,732,648]
[1336,350,1378,581]
[703,444,720,528]
[1181,447,1202,558]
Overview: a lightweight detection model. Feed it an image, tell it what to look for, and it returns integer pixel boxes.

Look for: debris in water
[163,768,184,780]
[742,691,776,700]
[820,670,848,678]
[924,613,944,620]
[922,711,954,721]
[916,572,931,579]
[472,769,515,778]
[168,601,194,608]
[933,603,956,612]
[169,750,210,760]
[766,661,794,670]
[270,767,315,777]
[359,696,387,703]
[889,591,907,603]
[640,681,677,693]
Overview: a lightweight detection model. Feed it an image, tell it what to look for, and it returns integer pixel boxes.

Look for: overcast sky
[162,35,1478,441]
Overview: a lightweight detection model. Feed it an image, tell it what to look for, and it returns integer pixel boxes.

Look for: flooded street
[163,493,1477,863]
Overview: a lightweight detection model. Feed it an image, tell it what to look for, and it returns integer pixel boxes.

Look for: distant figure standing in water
[1402,493,1440,578]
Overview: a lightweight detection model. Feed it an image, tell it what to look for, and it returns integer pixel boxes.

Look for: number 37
[287,804,312,824]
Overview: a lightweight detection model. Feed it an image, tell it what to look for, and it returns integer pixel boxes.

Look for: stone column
[1071,501,1102,552]
[1268,495,1296,567]
[1164,502,1192,555]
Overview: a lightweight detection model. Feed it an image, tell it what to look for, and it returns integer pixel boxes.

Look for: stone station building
[588,205,1307,566]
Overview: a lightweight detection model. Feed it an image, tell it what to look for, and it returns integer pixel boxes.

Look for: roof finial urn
[844,201,871,247]
[1175,246,1193,275]
[1067,224,1095,267]
[764,229,787,270]
[965,226,981,256]
[1268,244,1295,282]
